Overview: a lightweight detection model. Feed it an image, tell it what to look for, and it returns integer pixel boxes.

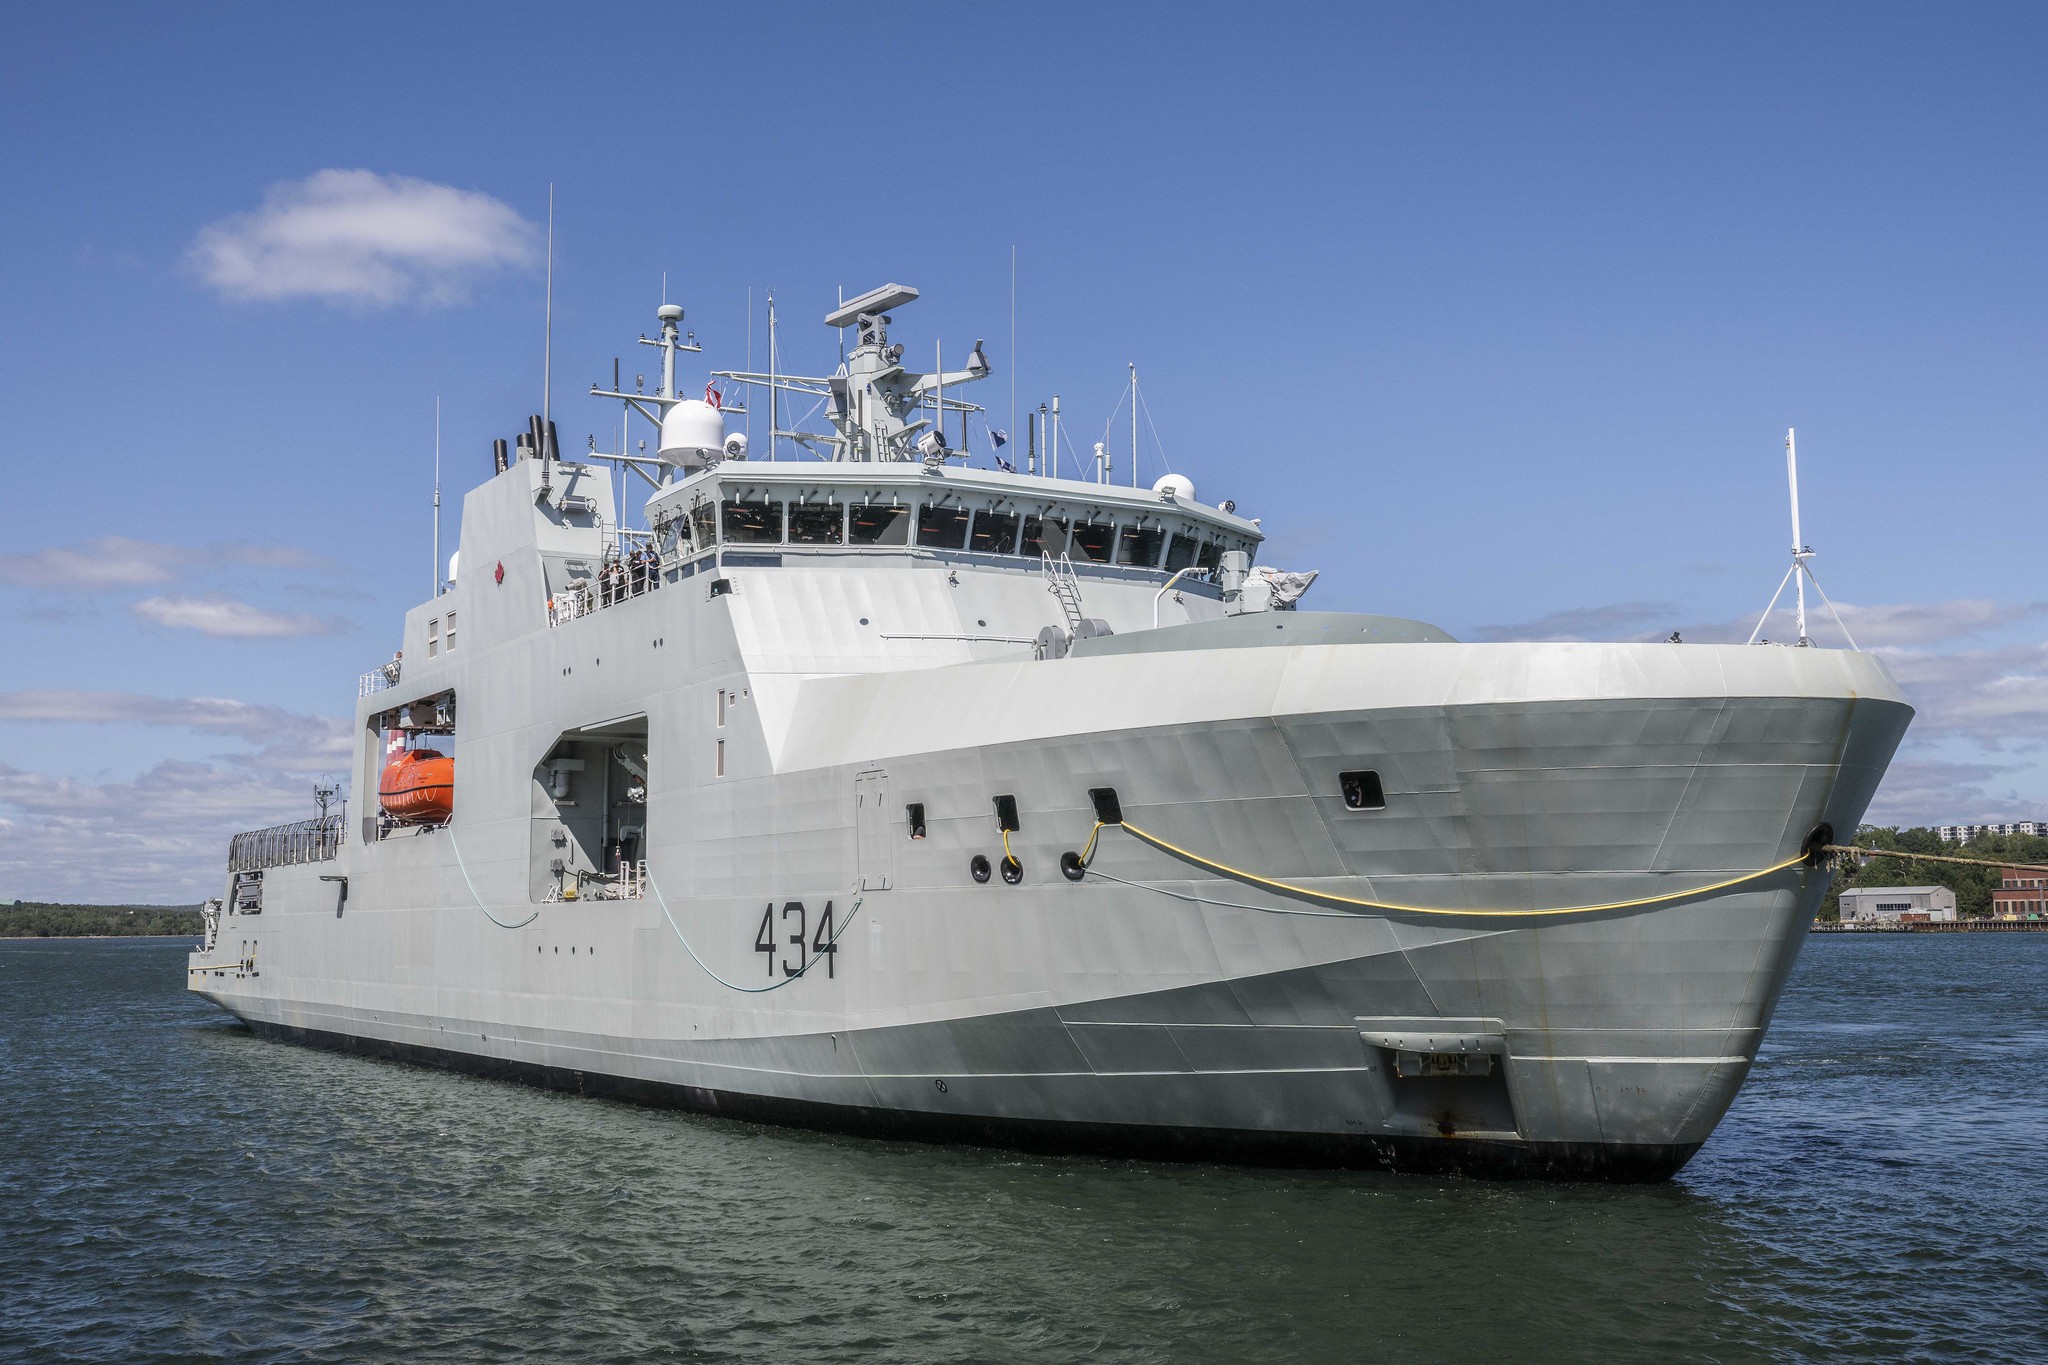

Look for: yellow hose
[1078,818,1807,919]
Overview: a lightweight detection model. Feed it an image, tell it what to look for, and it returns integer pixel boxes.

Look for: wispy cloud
[0,692,353,899]
[188,169,539,308]
[1714,597,2047,649]
[0,759,332,901]
[130,593,344,639]
[0,691,345,758]
[0,536,324,592]
[1470,600,1681,642]
[1860,757,2044,828]
[1880,642,2048,747]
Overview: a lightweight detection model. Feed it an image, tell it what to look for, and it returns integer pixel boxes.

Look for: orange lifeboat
[380,746,454,824]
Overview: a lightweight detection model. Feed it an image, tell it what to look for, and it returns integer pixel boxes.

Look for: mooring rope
[445,826,540,929]
[1074,819,1808,919]
[1825,845,2048,873]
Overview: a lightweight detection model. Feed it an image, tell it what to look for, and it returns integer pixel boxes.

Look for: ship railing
[359,662,399,696]
[541,861,647,901]
[547,545,666,628]
[229,810,348,872]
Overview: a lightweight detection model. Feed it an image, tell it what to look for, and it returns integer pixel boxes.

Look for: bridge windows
[917,503,972,550]
[1115,523,1165,568]
[849,501,911,545]
[721,499,783,544]
[1067,520,1116,563]
[1021,515,1066,559]
[787,502,845,545]
[688,501,718,552]
[969,509,1021,554]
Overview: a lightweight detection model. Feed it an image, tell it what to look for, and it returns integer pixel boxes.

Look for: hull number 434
[755,901,837,978]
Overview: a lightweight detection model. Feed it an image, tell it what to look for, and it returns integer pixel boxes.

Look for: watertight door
[855,769,893,890]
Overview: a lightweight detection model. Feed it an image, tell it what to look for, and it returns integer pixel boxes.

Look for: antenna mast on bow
[1747,427,1857,649]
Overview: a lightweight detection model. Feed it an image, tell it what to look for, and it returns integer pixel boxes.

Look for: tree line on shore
[1821,827,2048,920]
[0,902,203,938]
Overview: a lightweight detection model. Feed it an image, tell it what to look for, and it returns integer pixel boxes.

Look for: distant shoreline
[0,933,201,941]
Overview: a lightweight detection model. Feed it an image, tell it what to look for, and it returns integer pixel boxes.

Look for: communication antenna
[541,185,555,451]
[1747,427,1858,649]
[1131,362,1139,486]
[432,397,441,598]
[313,778,340,820]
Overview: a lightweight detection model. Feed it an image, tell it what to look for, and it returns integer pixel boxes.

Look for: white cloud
[130,593,343,639]
[0,691,353,900]
[0,759,327,901]
[1878,642,2048,746]
[0,536,324,592]
[0,691,347,763]
[1860,757,2045,829]
[188,169,539,308]
[1470,600,1681,642]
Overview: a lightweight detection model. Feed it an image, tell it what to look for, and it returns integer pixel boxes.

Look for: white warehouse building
[1838,886,1958,923]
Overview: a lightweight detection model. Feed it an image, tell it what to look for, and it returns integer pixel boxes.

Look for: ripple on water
[1,936,2046,1363]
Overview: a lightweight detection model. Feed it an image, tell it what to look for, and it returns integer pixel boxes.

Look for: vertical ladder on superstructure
[1042,553,1086,633]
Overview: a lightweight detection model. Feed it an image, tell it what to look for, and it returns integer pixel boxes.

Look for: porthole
[970,854,992,883]
[1339,770,1386,811]
[1001,855,1023,885]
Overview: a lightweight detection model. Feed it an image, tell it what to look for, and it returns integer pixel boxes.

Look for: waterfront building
[1838,886,1957,924]
[1992,868,2048,921]
[1936,821,2045,843]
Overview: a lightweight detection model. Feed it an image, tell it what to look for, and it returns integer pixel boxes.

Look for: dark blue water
[3,936,2044,1364]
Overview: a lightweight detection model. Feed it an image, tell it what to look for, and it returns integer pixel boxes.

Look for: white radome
[659,399,727,468]
[1153,473,1196,502]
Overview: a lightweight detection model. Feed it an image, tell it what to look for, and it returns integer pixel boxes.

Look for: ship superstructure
[190,284,1912,1180]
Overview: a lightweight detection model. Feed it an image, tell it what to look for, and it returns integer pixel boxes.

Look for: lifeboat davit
[380,747,454,824]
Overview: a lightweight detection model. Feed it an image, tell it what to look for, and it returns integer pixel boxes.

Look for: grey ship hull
[194,481,1910,1179]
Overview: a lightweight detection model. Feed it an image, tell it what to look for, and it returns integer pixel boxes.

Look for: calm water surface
[3,936,2044,1364]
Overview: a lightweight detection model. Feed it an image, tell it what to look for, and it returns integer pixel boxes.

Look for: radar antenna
[1746,428,1857,649]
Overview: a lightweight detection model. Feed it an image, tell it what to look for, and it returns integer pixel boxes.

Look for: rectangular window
[721,499,784,544]
[917,503,972,550]
[716,689,726,727]
[993,793,1021,832]
[689,502,719,551]
[970,509,1021,555]
[427,618,440,658]
[906,802,926,840]
[1067,520,1116,563]
[1339,770,1386,811]
[1115,523,1165,568]
[1164,533,1200,572]
[1195,540,1223,572]
[786,502,845,545]
[715,738,725,778]
[848,502,911,545]
[1020,516,1067,559]
[444,611,457,652]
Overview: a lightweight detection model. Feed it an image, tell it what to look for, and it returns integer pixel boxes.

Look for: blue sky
[3,2,2044,900]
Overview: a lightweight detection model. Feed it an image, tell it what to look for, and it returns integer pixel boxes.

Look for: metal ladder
[1041,552,1085,633]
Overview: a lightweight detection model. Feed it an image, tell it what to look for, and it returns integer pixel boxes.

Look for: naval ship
[189,284,1911,1180]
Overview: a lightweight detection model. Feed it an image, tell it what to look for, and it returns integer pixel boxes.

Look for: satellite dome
[658,398,726,470]
[1152,473,1196,502]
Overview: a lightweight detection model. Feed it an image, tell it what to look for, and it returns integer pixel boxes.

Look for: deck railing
[229,811,347,872]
